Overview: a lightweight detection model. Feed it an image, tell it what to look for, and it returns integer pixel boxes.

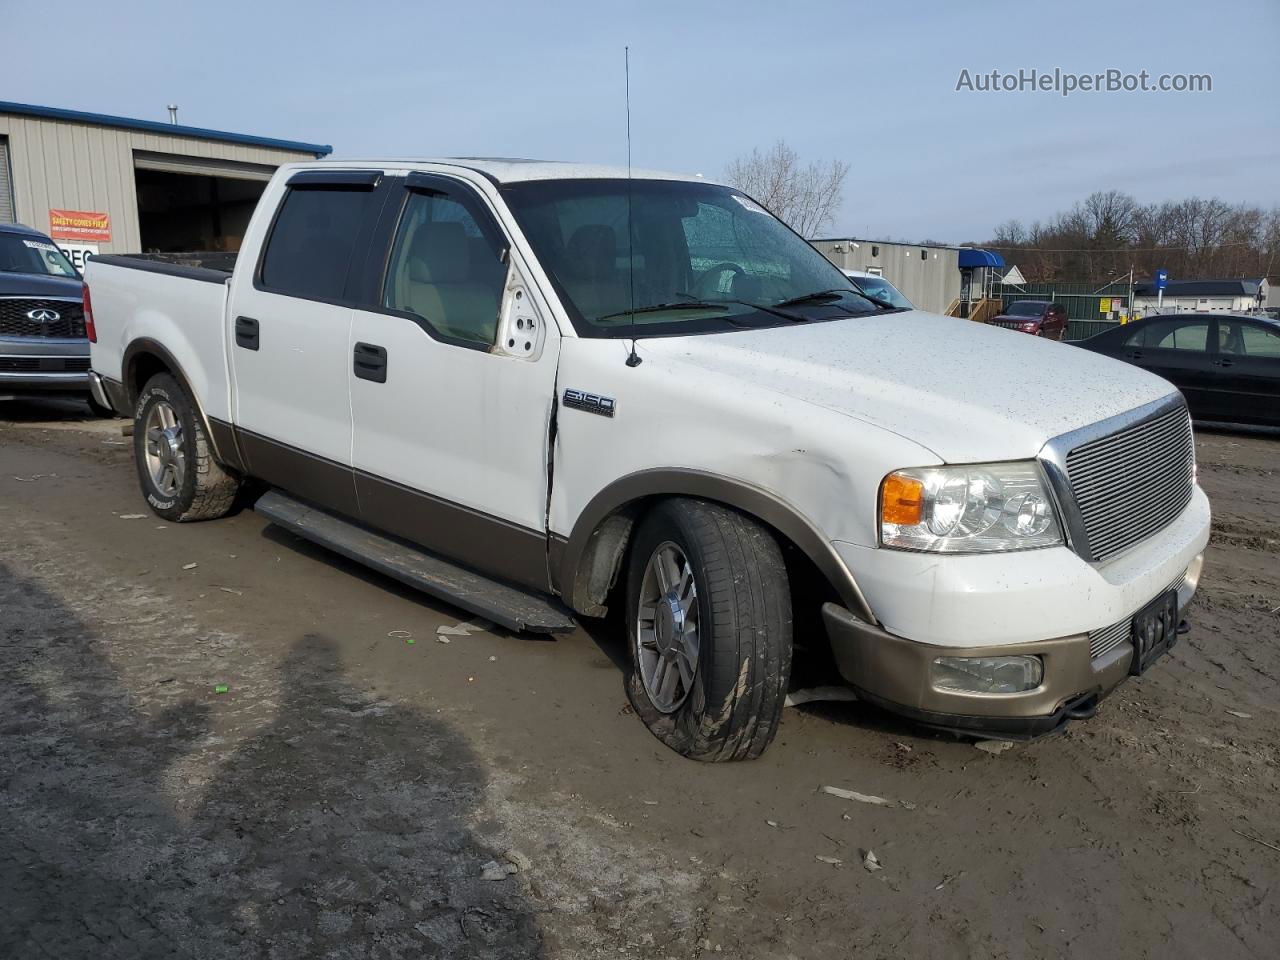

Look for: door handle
[353,342,388,383]
[1125,350,1143,360]
[1213,358,1234,368]
[235,316,260,351]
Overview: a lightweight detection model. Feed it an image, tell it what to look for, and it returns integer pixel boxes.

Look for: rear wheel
[133,373,239,522]
[625,498,792,761]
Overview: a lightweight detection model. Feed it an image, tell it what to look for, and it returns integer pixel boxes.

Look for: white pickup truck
[85,159,1209,761]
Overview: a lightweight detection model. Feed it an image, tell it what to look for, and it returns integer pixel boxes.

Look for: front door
[1120,315,1216,416]
[348,174,561,590]
[229,170,388,513]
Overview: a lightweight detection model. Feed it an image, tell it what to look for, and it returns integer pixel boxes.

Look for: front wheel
[625,498,793,762]
[133,373,240,522]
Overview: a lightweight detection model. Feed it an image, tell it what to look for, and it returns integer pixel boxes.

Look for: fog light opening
[930,655,1043,694]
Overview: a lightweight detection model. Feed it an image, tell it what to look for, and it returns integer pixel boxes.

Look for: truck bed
[90,251,237,283]
[86,251,235,425]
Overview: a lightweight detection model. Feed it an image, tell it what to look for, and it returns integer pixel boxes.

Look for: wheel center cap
[655,593,684,655]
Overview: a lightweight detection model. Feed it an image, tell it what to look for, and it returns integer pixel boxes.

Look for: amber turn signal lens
[882,472,924,526]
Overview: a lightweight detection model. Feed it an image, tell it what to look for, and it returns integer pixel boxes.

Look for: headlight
[931,656,1043,694]
[880,462,1062,552]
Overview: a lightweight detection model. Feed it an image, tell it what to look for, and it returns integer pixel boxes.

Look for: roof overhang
[0,100,332,157]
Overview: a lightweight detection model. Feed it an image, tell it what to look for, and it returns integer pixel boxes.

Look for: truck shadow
[0,563,545,959]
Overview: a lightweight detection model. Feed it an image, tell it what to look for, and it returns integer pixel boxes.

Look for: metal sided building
[0,101,330,266]
[810,237,964,315]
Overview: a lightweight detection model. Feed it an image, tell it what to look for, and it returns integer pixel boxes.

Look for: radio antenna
[624,45,642,367]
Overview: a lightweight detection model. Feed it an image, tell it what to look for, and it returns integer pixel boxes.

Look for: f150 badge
[563,389,616,418]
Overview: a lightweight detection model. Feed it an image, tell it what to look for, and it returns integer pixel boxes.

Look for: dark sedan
[1078,312,1280,428]
[0,222,110,414]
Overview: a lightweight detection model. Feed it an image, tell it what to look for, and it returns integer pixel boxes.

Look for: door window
[1127,318,1210,351]
[258,185,379,301]
[383,188,507,347]
[1218,320,1280,358]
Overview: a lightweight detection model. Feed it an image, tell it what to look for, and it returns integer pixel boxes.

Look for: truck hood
[0,271,83,298]
[638,310,1176,462]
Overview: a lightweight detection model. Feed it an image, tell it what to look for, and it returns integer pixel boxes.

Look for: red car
[989,300,1069,340]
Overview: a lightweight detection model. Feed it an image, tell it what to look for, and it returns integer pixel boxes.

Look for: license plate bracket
[1130,589,1179,676]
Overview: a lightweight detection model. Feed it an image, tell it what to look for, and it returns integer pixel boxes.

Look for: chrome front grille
[1063,403,1194,562]
[987,319,1024,330]
[1088,619,1130,660]
[0,297,86,339]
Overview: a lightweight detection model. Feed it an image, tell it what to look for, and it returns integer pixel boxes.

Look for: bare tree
[724,141,849,238]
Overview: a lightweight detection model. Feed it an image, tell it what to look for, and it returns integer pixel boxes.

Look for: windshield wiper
[774,288,897,311]
[595,300,730,323]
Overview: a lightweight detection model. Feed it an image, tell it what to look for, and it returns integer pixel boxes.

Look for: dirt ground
[1,397,1277,960]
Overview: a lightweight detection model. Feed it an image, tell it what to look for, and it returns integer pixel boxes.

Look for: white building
[1132,278,1269,316]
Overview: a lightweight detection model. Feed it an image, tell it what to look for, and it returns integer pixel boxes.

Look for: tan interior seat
[400,221,500,344]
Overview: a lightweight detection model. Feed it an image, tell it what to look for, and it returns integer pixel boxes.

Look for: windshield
[850,275,913,309]
[501,179,887,337]
[1005,301,1046,317]
[0,233,79,278]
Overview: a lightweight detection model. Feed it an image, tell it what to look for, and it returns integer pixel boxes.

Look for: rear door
[1210,317,1280,426]
[228,170,389,514]
[1119,315,1215,416]
[347,173,561,590]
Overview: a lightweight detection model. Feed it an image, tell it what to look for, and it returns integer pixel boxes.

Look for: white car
[841,269,914,309]
[85,159,1209,760]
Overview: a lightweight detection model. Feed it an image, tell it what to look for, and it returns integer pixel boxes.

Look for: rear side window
[259,186,378,301]
[1127,318,1209,351]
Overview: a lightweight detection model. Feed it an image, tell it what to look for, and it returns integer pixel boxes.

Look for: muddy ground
[1,398,1276,959]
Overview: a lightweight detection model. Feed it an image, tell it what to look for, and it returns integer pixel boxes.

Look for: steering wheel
[693,262,747,299]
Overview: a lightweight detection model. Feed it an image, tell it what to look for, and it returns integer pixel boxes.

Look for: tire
[133,373,240,522]
[624,498,793,762]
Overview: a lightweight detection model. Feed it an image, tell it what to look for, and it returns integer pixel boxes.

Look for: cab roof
[296,157,718,186]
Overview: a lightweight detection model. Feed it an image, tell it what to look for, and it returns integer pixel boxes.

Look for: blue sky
[4,0,1276,242]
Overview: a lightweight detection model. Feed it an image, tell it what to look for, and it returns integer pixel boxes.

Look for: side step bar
[254,490,576,635]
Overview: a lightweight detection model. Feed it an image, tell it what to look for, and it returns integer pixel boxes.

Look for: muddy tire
[133,373,239,522]
[625,498,792,762]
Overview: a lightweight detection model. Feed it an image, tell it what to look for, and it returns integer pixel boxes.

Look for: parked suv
[0,222,108,413]
[86,160,1208,760]
[990,300,1069,340]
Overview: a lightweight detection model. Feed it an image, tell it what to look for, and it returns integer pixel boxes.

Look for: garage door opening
[133,152,276,254]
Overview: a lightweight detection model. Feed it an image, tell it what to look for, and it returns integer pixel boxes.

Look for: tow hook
[1063,694,1099,721]
[1176,619,1190,636]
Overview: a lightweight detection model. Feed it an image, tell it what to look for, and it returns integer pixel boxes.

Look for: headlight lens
[931,655,1043,694]
[880,462,1062,552]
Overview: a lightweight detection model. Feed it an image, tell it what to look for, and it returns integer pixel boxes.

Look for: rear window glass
[259,186,377,301]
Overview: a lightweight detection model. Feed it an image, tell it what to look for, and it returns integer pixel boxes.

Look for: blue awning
[958,248,1005,268]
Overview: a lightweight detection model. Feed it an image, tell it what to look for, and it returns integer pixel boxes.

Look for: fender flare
[554,468,877,624]
[121,337,243,472]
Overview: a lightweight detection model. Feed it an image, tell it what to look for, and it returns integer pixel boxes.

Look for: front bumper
[824,599,1177,738]
[823,489,1209,737]
[0,335,91,395]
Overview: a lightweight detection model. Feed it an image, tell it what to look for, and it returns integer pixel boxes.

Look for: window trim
[364,173,514,354]
[252,173,392,309]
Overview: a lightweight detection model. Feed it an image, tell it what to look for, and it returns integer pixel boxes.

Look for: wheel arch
[122,338,242,472]
[553,469,877,624]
